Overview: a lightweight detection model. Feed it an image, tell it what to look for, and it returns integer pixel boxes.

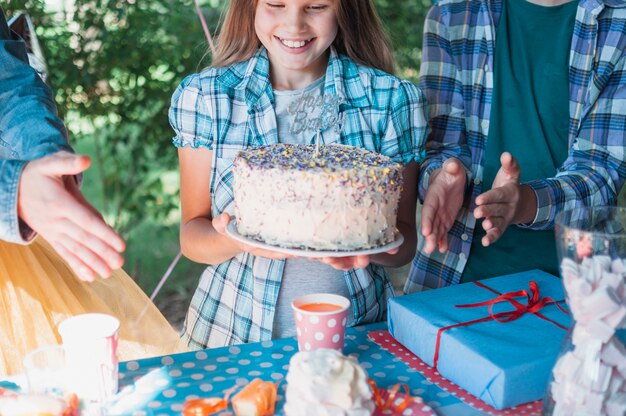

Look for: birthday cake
[232,143,403,251]
[284,349,375,416]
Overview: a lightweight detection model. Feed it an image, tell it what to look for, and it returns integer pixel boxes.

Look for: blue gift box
[388,270,571,410]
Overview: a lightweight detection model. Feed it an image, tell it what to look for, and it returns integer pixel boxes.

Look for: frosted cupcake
[284,349,374,416]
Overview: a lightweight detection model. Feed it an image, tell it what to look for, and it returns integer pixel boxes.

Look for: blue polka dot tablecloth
[111,322,485,416]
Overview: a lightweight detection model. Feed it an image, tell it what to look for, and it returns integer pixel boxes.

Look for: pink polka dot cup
[291,293,350,352]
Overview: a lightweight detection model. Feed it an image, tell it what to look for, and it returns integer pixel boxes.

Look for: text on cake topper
[288,93,345,135]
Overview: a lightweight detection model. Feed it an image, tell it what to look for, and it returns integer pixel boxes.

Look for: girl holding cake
[170,0,427,348]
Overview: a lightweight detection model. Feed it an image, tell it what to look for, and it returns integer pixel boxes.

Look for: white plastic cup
[58,313,120,403]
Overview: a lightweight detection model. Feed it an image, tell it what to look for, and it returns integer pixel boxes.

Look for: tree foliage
[376,0,430,81]
[4,0,430,236]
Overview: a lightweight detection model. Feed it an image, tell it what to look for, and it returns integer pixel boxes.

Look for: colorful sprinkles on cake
[236,143,403,195]
[237,143,397,170]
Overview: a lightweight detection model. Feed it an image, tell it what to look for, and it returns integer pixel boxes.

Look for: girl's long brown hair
[211,0,396,75]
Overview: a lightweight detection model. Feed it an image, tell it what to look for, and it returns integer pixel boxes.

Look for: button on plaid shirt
[169,47,427,349]
[407,0,626,293]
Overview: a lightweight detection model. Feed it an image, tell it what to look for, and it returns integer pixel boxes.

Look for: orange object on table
[182,386,237,416]
[182,397,228,416]
[369,379,421,412]
[231,378,279,416]
[62,393,79,416]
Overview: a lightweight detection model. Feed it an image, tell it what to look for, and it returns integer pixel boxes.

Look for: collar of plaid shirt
[216,46,372,115]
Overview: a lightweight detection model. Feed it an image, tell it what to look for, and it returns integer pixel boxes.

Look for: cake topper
[288,92,345,136]
[288,91,344,159]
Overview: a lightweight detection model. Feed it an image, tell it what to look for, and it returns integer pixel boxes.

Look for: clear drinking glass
[23,345,69,397]
[543,207,626,415]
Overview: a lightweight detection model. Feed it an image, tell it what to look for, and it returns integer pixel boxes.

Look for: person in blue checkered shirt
[407,0,626,292]
[169,0,428,348]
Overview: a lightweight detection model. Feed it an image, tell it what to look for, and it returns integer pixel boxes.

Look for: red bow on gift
[433,280,569,369]
[456,280,569,326]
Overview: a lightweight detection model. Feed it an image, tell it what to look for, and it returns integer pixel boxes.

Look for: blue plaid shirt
[407,0,626,292]
[170,47,427,348]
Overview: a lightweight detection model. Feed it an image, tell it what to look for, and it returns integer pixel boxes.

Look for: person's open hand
[17,151,125,281]
[474,152,533,247]
[212,212,296,260]
[421,158,466,254]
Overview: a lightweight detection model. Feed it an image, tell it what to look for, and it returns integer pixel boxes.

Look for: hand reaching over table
[17,151,125,281]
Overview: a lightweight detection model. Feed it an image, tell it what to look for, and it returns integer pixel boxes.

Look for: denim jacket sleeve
[0,8,71,243]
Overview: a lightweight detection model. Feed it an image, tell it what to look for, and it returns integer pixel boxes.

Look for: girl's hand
[313,247,399,271]
[473,152,536,247]
[421,158,467,254]
[212,213,296,260]
[17,151,125,281]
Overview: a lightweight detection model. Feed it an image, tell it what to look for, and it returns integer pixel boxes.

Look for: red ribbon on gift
[369,379,423,412]
[432,280,569,369]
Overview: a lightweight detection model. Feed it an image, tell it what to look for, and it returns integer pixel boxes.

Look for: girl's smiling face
[255,0,338,90]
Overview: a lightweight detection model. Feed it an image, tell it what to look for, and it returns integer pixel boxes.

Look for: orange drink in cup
[291,293,350,352]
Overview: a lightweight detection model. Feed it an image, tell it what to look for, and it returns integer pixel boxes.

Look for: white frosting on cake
[284,349,374,416]
[233,144,403,250]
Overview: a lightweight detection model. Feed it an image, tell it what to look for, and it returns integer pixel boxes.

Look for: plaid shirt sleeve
[381,79,428,165]
[417,4,474,203]
[522,12,626,230]
[169,73,214,149]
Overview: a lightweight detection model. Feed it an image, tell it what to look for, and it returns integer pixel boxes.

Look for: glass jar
[543,207,626,415]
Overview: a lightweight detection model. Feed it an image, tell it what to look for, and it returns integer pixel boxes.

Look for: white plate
[225,219,404,258]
